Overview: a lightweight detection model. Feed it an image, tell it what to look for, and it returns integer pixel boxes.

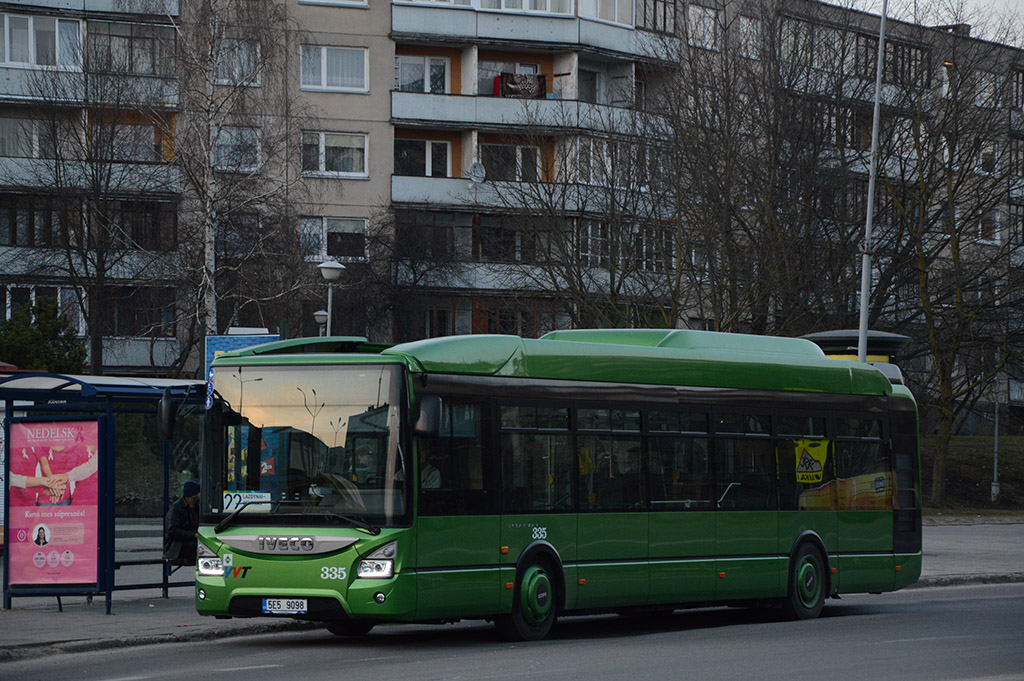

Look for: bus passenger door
[714,437,781,600]
[414,401,503,620]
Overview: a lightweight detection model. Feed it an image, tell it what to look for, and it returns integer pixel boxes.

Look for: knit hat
[183,481,200,498]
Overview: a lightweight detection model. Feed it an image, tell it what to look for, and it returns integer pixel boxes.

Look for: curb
[906,572,1024,589]
[0,619,320,663]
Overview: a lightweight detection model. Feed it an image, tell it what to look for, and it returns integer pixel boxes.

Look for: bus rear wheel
[325,619,375,637]
[495,558,557,641]
[782,543,826,620]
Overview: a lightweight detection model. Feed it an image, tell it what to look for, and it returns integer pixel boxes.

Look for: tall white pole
[326,283,334,337]
[858,0,889,363]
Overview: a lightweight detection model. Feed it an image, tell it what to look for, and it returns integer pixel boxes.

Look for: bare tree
[167,0,317,342]
[0,17,180,374]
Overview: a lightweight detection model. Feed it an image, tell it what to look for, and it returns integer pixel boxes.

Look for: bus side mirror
[157,388,178,441]
[413,396,442,438]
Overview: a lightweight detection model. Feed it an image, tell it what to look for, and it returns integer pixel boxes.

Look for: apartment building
[1,0,1021,377]
[0,0,181,373]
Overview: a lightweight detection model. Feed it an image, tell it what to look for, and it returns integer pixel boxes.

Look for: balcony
[392,3,667,59]
[0,158,180,194]
[392,91,654,134]
[13,0,178,15]
[0,68,179,109]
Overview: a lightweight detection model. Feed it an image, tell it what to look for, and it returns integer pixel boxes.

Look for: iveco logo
[257,536,315,552]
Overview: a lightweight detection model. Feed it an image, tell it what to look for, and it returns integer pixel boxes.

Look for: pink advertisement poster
[7,420,99,586]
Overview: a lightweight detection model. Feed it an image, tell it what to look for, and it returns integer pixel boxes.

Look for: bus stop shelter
[1,373,204,614]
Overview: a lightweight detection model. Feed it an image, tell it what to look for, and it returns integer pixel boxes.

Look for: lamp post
[313,309,328,336]
[317,261,345,337]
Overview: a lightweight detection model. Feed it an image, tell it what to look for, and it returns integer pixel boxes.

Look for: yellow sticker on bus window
[794,439,829,484]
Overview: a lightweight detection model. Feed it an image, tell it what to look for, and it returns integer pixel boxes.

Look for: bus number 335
[321,567,347,580]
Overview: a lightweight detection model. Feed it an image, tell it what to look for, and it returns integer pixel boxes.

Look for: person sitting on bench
[163,481,200,565]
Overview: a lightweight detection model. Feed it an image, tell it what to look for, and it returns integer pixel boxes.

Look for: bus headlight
[357,541,396,579]
[197,543,224,577]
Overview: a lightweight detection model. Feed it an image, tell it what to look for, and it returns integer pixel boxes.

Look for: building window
[216,39,259,86]
[579,69,600,103]
[300,45,368,92]
[301,216,367,261]
[1009,203,1024,245]
[479,143,540,182]
[86,21,173,76]
[477,60,539,96]
[737,15,760,59]
[1010,138,1024,178]
[301,131,367,176]
[1012,70,1024,112]
[0,117,55,158]
[1,285,84,336]
[637,0,675,34]
[781,17,813,66]
[978,209,999,244]
[686,5,721,51]
[978,141,997,174]
[214,126,260,171]
[579,0,633,25]
[104,200,177,251]
[394,139,450,177]
[395,55,449,94]
[975,71,999,108]
[480,0,572,13]
[106,286,176,338]
[96,122,160,162]
[1,14,81,68]
[0,195,74,248]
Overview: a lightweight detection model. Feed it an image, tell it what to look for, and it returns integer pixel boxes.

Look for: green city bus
[189,329,921,640]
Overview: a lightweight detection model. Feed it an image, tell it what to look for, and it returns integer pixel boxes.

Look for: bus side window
[419,401,491,515]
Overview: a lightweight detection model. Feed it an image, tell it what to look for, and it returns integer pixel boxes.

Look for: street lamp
[317,260,345,337]
[313,309,328,336]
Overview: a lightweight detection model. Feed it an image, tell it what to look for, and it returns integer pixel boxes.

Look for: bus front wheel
[325,619,375,637]
[495,558,557,641]
[782,543,826,620]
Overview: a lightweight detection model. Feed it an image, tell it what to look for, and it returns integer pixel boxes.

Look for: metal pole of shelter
[857,0,889,363]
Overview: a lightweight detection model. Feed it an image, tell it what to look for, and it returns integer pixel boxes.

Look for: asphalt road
[4,583,1022,681]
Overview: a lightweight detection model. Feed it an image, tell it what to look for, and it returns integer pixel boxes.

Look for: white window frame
[302,131,369,177]
[300,45,369,93]
[479,143,541,182]
[977,209,1000,245]
[579,0,632,25]
[1,14,82,70]
[480,0,573,14]
[300,216,367,262]
[394,138,451,177]
[299,0,368,7]
[216,38,260,87]
[395,54,450,94]
[737,15,761,60]
[975,71,999,108]
[214,126,261,172]
[687,5,721,51]
[0,116,50,158]
[1,285,86,336]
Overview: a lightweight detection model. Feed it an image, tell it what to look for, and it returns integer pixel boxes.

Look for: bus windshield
[202,363,408,527]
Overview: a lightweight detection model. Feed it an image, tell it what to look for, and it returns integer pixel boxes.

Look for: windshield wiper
[214,499,380,535]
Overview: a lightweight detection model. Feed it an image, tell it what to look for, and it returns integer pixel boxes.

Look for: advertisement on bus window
[6,420,99,586]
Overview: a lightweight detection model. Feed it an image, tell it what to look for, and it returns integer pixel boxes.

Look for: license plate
[262,598,307,614]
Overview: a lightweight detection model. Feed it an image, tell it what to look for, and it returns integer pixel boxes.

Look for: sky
[845,0,1022,44]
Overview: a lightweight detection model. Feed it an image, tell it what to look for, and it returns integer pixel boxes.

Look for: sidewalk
[1,519,1022,660]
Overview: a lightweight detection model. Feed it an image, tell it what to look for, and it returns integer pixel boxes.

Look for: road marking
[881,635,975,644]
[211,665,284,672]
